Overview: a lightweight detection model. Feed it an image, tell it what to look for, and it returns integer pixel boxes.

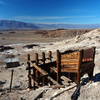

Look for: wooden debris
[50,84,77,100]
[61,76,72,83]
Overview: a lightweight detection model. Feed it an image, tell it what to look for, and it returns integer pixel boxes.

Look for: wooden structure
[55,47,95,84]
[27,47,95,89]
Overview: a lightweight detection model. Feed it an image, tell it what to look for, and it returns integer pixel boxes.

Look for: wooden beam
[48,76,60,85]
[77,50,83,85]
[48,51,52,61]
[56,50,61,83]
[35,53,39,65]
[32,64,48,76]
[27,54,32,89]
[50,84,77,100]
[61,76,72,83]
[42,52,45,64]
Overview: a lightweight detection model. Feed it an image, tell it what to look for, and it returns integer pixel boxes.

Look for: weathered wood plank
[27,54,32,89]
[61,60,79,65]
[56,50,61,83]
[61,76,72,82]
[61,52,80,59]
[61,68,78,72]
[50,84,77,100]
[32,64,48,76]
[48,76,60,85]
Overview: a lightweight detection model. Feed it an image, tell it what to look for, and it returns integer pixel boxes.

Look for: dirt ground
[0,29,91,45]
[0,28,100,100]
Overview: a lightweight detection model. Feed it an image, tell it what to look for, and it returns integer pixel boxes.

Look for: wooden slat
[61,59,79,61]
[61,52,80,59]
[61,67,78,72]
[61,59,79,65]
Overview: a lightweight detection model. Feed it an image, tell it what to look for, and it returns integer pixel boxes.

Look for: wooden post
[56,50,61,83]
[77,50,83,85]
[47,51,52,85]
[49,51,52,62]
[42,52,45,64]
[42,52,46,85]
[35,53,39,65]
[27,54,32,89]
[92,47,96,77]
[93,47,96,62]
[9,69,14,92]
[88,47,96,80]
[33,53,39,89]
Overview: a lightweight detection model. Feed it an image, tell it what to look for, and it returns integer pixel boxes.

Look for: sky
[0,0,100,24]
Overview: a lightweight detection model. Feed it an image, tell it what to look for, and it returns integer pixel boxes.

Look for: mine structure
[27,47,95,90]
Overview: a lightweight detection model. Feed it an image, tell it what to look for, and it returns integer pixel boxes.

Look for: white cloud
[14,16,96,20]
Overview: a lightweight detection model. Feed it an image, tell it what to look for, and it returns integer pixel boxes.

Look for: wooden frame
[56,47,95,84]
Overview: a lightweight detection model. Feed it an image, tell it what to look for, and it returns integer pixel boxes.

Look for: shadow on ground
[71,73,100,100]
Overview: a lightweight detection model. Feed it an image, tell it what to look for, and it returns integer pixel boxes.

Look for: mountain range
[0,20,100,30]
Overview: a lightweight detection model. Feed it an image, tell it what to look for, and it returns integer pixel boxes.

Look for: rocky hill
[0,20,39,30]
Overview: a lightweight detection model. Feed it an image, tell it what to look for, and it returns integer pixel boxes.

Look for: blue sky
[0,0,100,24]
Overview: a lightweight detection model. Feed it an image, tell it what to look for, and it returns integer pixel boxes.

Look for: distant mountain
[0,20,100,30]
[36,23,100,29]
[0,20,39,30]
